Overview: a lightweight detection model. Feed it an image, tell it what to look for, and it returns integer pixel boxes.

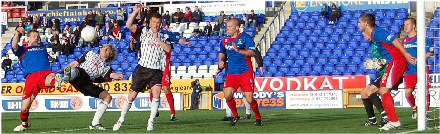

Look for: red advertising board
[254,75,368,91]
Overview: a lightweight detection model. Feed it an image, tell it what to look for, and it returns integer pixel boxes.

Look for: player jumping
[12,28,63,131]
[113,4,187,131]
[62,44,124,130]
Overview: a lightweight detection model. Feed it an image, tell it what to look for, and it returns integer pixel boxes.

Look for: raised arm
[126,4,143,33]
[12,27,25,52]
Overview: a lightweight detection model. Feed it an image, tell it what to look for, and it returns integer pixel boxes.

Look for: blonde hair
[102,44,118,63]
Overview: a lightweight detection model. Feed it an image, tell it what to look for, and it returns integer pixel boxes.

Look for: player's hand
[259,67,265,75]
[231,42,240,52]
[16,27,24,34]
[404,53,417,65]
[111,73,125,80]
[134,4,142,13]
[183,41,191,46]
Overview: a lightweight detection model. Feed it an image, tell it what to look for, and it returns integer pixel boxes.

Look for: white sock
[149,98,160,120]
[224,99,232,117]
[243,97,251,115]
[118,101,133,123]
[92,100,109,126]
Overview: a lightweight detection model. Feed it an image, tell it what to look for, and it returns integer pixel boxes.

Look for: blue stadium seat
[328,55,339,64]
[340,55,350,64]
[295,56,305,65]
[299,48,310,57]
[289,49,298,55]
[317,55,327,64]
[310,47,320,56]
[326,39,336,48]
[296,71,306,76]
[313,64,323,71]
[280,63,289,73]
[331,70,342,76]
[321,48,331,56]
[344,47,354,56]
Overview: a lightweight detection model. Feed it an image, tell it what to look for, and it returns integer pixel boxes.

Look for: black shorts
[70,68,105,98]
[131,65,163,93]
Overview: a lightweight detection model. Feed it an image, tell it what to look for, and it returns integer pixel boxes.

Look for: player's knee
[104,94,112,103]
[21,108,29,113]
[377,88,388,95]
[405,89,414,97]
[246,97,253,104]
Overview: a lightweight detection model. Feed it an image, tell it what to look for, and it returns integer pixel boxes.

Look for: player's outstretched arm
[126,4,142,33]
[68,61,80,68]
[12,27,24,52]
[392,39,416,65]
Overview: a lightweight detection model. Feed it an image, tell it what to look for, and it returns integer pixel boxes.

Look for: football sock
[427,93,430,111]
[149,98,160,120]
[166,93,176,115]
[406,94,416,110]
[381,92,399,122]
[226,98,238,118]
[20,111,29,123]
[118,101,133,123]
[362,98,375,118]
[225,99,232,117]
[250,99,262,120]
[92,100,109,126]
[243,97,251,115]
[149,92,153,102]
[370,93,385,114]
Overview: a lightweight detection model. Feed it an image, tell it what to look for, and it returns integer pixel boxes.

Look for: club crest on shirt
[237,39,243,45]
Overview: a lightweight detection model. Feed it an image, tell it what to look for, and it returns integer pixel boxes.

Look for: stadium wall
[291,1,410,12]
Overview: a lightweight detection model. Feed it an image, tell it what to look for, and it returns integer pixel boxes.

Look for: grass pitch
[2,108,440,133]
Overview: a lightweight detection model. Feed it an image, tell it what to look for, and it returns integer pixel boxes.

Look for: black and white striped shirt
[137,27,177,71]
[77,51,111,81]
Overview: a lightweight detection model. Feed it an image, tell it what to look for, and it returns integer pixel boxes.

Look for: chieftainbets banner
[212,91,286,110]
[27,7,119,22]
[254,75,368,91]
[1,93,183,112]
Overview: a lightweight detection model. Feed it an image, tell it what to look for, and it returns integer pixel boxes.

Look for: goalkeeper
[360,32,391,127]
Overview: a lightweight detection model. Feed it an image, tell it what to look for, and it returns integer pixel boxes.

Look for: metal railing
[256,1,289,56]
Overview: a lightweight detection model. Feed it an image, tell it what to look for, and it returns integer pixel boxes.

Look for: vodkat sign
[254,75,368,91]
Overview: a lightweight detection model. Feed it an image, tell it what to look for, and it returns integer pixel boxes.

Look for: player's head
[149,13,163,33]
[226,18,240,36]
[27,30,40,46]
[100,44,118,63]
[404,18,416,34]
[359,13,376,32]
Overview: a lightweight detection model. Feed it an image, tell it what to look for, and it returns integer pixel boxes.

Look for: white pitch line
[40,128,89,133]
[398,129,418,134]
[39,124,134,133]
